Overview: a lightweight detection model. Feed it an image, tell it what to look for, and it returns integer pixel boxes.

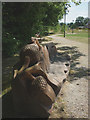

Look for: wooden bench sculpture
[11,37,70,118]
[46,42,57,60]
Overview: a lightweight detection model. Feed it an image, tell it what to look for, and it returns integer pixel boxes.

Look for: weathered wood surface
[2,41,71,118]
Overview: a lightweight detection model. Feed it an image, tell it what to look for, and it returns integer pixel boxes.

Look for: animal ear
[35,39,41,50]
[31,37,36,43]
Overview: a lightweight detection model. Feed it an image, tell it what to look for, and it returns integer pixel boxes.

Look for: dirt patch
[45,34,88,118]
[60,79,88,118]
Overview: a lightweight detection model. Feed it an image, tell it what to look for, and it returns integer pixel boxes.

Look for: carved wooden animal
[12,39,60,117]
[13,39,50,78]
[12,63,56,117]
[46,42,57,60]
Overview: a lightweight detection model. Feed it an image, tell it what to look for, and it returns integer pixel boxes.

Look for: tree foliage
[3,1,82,57]
[3,2,66,57]
[75,16,85,27]
[67,16,90,29]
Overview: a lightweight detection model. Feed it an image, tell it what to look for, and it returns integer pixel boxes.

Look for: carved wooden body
[12,40,56,117]
[12,40,70,118]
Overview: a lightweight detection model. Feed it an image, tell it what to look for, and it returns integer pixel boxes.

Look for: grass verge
[58,29,88,44]
[2,55,19,97]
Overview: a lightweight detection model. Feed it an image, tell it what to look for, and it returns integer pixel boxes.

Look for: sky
[59,0,90,24]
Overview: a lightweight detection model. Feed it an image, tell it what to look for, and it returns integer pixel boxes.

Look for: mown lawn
[58,29,89,44]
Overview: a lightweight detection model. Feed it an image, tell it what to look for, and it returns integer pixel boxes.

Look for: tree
[3,2,66,57]
[84,17,90,25]
[75,16,84,27]
[60,22,64,26]
[2,2,81,57]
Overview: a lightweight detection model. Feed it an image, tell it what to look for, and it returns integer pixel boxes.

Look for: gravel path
[44,34,88,118]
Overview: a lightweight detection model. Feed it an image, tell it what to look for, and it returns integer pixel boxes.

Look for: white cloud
[59,1,88,23]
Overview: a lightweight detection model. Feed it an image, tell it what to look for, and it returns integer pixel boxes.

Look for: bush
[2,33,19,57]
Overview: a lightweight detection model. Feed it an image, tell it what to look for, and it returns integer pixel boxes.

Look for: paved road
[45,34,88,118]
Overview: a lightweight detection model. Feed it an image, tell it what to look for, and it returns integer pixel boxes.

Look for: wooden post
[64,6,66,38]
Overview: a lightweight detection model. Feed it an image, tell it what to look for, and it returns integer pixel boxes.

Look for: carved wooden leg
[35,39,41,50]
[25,63,58,92]
[18,56,30,74]
[13,61,21,78]
[14,70,18,79]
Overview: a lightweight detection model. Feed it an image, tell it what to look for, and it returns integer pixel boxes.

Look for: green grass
[58,29,89,44]
[1,55,19,97]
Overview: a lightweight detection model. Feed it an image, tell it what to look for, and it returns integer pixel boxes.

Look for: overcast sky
[59,0,90,24]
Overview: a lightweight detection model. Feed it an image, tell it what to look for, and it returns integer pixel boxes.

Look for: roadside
[44,34,88,118]
[2,55,19,97]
